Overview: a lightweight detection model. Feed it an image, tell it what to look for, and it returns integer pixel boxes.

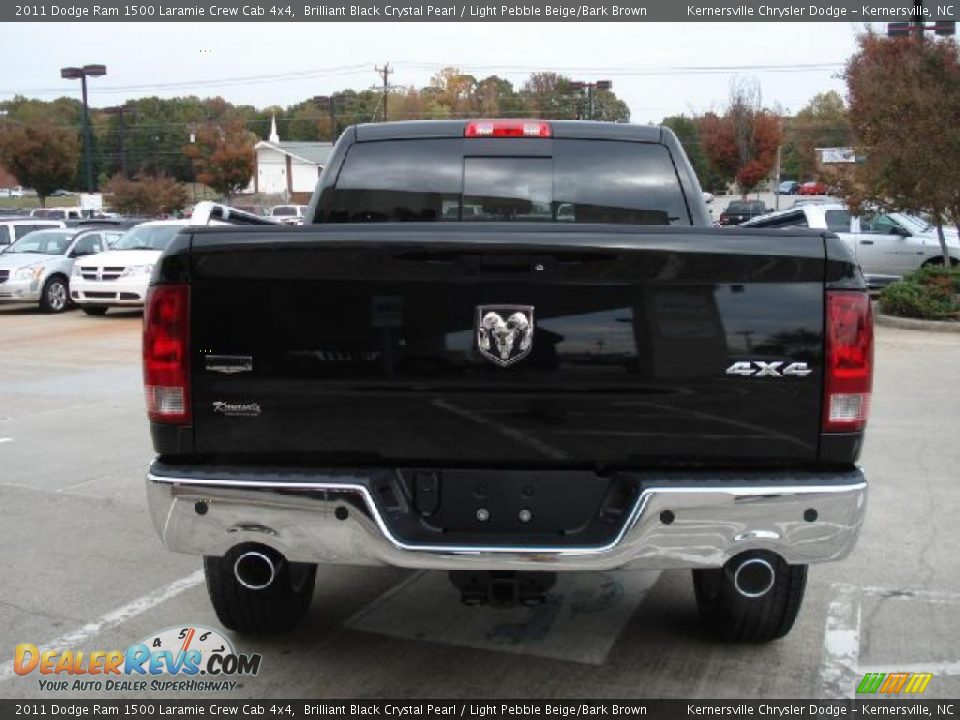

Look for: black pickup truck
[145,120,872,641]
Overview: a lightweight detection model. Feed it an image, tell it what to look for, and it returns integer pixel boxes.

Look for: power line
[0,63,373,96]
[394,60,847,76]
[0,60,845,98]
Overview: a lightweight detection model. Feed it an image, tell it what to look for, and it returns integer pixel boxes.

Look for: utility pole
[569,80,612,120]
[912,0,924,34]
[375,63,393,121]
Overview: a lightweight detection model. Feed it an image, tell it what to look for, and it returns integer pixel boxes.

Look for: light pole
[570,80,612,120]
[60,64,106,192]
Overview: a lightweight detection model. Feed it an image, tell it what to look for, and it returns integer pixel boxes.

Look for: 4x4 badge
[476,305,535,368]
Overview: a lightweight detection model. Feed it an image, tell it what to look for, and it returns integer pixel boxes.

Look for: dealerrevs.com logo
[14,626,261,692]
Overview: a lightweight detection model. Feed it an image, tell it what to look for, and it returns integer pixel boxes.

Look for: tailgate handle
[205,355,253,374]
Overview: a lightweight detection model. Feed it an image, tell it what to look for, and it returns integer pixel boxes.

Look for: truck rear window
[320,138,691,225]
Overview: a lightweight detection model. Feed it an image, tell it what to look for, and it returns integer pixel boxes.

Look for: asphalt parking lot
[1,304,958,700]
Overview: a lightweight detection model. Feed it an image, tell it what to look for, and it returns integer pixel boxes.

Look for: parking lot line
[820,583,861,699]
[0,438,12,444]
[820,583,960,698]
[0,570,204,684]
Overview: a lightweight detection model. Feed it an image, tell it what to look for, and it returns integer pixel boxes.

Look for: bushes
[879,266,960,320]
[104,173,187,216]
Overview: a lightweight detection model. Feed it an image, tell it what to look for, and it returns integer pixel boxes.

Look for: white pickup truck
[744,202,959,288]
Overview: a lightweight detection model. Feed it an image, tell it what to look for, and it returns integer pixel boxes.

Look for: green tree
[474,76,522,117]
[661,115,729,193]
[0,120,81,206]
[285,101,325,141]
[845,30,960,264]
[520,72,580,119]
[781,91,852,181]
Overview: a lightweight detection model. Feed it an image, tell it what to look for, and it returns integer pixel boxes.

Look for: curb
[875,312,960,333]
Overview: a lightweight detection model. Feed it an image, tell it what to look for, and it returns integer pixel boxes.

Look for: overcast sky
[2,22,876,124]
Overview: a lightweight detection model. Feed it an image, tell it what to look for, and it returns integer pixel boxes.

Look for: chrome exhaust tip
[233,549,278,590]
[732,556,776,598]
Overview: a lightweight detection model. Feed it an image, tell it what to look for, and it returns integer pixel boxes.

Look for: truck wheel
[692,552,807,642]
[203,548,317,634]
[39,276,69,313]
[82,306,109,316]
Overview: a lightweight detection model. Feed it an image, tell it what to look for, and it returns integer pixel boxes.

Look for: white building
[245,117,333,199]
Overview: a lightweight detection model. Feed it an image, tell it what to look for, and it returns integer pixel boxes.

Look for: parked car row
[0,219,184,313]
[776,180,832,196]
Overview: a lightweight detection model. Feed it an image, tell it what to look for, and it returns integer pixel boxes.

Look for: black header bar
[2,700,960,719]
[4,0,959,22]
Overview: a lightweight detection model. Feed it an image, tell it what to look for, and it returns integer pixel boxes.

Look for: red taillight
[143,284,190,424]
[823,291,873,432]
[465,120,552,138]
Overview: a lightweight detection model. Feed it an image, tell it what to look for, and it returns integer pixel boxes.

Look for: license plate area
[384,469,640,547]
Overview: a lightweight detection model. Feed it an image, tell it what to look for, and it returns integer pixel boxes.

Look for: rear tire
[693,552,807,642]
[82,306,108,316]
[204,548,317,634]
[39,276,69,313]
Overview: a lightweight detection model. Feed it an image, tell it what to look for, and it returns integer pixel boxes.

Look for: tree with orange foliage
[846,30,960,265]
[184,119,255,202]
[699,79,781,195]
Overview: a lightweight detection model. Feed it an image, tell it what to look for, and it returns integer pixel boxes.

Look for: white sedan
[743,203,959,288]
[70,220,190,315]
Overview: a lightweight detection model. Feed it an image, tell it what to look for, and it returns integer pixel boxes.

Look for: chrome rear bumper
[146,464,866,572]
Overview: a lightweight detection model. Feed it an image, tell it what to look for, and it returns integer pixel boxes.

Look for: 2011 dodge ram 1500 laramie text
[144,120,872,641]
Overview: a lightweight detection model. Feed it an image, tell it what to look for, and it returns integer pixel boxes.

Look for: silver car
[743,203,960,288]
[0,228,109,312]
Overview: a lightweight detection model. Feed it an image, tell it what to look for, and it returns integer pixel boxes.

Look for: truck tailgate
[188,225,826,467]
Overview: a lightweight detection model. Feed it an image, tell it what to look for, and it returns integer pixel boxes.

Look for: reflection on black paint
[192,243,825,464]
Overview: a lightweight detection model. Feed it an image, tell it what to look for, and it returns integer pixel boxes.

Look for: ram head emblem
[476,305,535,367]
